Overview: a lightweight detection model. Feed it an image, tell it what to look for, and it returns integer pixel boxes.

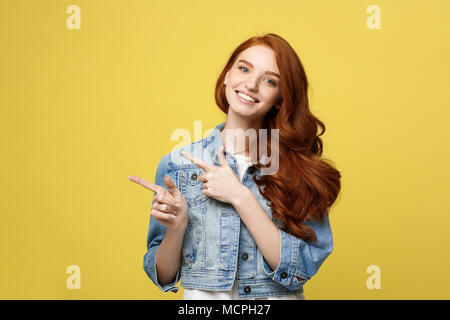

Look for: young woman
[128,33,341,300]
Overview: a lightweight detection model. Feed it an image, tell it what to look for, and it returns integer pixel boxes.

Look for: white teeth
[237,92,257,103]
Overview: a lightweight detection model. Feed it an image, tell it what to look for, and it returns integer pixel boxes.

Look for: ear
[275,97,283,110]
[224,70,230,86]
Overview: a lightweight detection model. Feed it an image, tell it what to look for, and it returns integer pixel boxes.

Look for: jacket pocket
[182,221,197,264]
[176,167,209,208]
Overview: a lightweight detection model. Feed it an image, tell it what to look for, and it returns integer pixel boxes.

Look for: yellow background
[1,0,449,299]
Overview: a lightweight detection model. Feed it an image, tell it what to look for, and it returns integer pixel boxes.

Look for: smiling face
[224,45,282,122]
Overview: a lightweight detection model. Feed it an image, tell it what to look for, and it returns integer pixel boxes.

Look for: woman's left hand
[181,146,247,205]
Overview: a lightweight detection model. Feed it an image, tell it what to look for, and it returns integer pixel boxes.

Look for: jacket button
[281,272,288,279]
[242,253,248,260]
[244,286,251,294]
[248,166,256,174]
[191,173,197,180]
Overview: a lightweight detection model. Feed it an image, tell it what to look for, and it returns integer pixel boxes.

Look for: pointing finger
[181,151,213,171]
[127,175,164,194]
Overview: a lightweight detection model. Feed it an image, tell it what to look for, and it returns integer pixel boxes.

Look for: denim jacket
[143,122,334,298]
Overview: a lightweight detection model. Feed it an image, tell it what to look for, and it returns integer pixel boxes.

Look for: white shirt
[183,153,305,300]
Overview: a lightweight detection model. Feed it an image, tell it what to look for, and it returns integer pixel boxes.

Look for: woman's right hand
[128,174,189,233]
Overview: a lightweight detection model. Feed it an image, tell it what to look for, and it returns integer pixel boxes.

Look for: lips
[235,90,260,103]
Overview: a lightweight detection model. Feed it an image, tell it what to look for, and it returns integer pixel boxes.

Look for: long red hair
[215,33,341,242]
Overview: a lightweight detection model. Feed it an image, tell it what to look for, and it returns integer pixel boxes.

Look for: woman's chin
[228,102,257,116]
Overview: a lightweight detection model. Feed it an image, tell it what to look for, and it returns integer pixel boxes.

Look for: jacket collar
[206,122,268,176]
[207,122,237,167]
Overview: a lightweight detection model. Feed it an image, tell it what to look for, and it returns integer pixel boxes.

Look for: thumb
[164,174,180,195]
[218,146,229,167]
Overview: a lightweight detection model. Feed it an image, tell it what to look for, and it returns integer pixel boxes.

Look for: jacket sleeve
[261,209,334,291]
[142,154,181,293]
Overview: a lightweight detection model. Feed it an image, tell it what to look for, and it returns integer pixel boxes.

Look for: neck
[222,110,263,132]
[220,112,263,159]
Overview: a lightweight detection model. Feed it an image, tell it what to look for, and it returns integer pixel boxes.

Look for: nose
[245,76,259,92]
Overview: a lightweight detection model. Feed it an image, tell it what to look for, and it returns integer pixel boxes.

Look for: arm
[179,148,333,290]
[232,187,334,291]
[155,228,185,286]
[143,155,185,293]
[144,221,183,293]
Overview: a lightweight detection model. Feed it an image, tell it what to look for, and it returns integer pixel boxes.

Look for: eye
[265,79,276,86]
[239,66,248,72]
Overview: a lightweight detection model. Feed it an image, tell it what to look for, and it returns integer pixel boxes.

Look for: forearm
[231,187,281,272]
[155,227,186,286]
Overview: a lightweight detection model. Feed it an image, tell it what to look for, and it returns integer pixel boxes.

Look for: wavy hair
[215,33,341,242]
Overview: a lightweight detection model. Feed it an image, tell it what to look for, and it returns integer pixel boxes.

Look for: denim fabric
[143,122,334,298]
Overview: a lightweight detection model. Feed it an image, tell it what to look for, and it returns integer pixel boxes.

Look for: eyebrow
[237,59,280,78]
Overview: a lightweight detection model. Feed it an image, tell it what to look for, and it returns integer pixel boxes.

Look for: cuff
[143,245,181,293]
[261,229,310,291]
